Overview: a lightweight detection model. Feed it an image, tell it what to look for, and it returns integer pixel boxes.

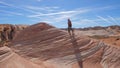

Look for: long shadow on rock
[69,31,83,68]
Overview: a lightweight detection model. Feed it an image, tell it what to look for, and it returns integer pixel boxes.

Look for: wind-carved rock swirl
[9,23,120,68]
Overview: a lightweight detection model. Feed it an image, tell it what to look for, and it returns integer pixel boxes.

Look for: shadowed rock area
[6,23,120,68]
[0,24,28,46]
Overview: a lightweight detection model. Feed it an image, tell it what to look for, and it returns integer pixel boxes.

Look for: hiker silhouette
[67,19,73,35]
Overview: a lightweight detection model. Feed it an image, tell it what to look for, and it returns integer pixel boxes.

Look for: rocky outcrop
[0,24,28,46]
[10,23,120,68]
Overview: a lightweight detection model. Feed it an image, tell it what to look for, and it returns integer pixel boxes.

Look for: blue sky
[0,0,120,28]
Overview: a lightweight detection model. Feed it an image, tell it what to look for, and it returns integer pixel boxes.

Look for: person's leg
[70,27,74,35]
[71,27,74,32]
[68,27,71,35]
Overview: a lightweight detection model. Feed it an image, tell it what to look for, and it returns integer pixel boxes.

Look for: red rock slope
[0,46,44,68]
[10,23,120,68]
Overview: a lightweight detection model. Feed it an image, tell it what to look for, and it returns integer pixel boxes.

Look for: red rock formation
[0,24,28,46]
[0,46,45,68]
[9,23,120,68]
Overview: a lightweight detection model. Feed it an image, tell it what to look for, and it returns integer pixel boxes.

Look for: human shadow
[69,30,83,68]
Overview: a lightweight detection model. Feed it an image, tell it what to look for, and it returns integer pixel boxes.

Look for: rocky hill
[9,23,120,68]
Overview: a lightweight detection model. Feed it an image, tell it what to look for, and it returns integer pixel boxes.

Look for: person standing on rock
[68,19,73,35]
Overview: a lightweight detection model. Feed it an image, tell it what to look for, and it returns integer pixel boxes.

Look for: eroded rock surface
[9,23,120,68]
[0,46,44,68]
[0,24,28,46]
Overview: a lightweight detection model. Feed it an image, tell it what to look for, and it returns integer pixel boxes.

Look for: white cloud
[72,19,100,27]
[26,6,46,10]
[25,6,60,12]
[72,16,120,28]
[27,5,114,18]
[94,6,114,11]
[0,1,38,14]
[28,9,89,17]
[97,16,112,24]
[0,1,41,15]
[36,0,42,2]
[26,8,90,25]
[0,10,23,16]
[107,16,119,25]
[0,1,13,7]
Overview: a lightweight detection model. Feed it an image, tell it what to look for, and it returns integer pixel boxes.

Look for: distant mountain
[80,25,120,30]
[62,25,120,31]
